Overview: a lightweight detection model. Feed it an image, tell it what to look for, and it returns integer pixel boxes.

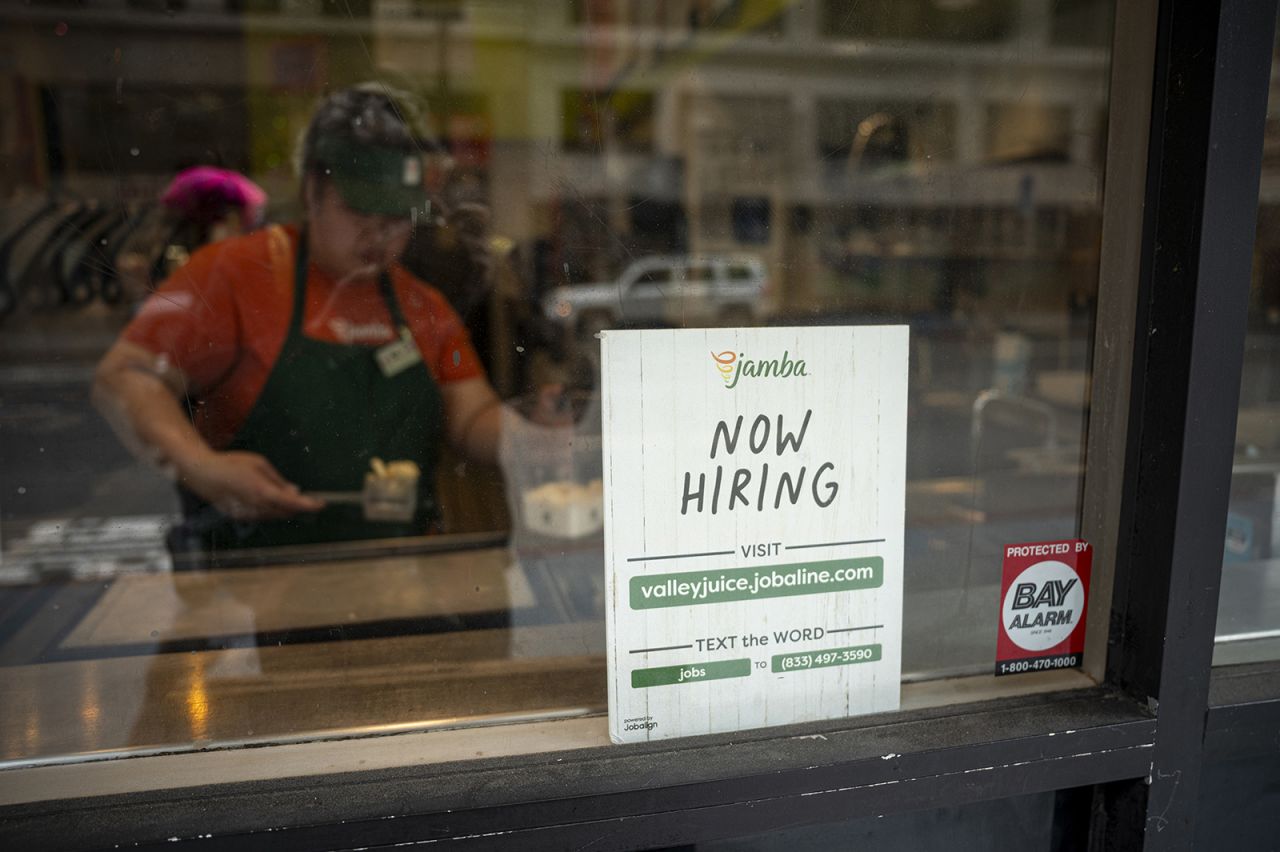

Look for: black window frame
[4,0,1280,848]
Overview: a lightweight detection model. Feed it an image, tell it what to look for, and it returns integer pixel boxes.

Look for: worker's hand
[179,450,324,520]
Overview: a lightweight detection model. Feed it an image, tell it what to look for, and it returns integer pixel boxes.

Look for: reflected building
[0,0,1112,327]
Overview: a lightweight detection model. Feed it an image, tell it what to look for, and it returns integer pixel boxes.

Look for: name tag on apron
[375,327,422,377]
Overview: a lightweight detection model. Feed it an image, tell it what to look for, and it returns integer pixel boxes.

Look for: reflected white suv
[543,255,770,336]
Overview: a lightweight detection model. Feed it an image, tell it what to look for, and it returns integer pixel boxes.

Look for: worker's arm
[92,340,322,519]
[441,376,503,465]
[442,378,576,467]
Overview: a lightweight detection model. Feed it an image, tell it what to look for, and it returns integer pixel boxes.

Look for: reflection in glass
[1216,38,1280,666]
[0,0,1114,765]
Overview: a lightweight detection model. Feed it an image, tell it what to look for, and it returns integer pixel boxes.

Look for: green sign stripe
[629,557,883,610]
[771,644,883,673]
[631,659,752,688]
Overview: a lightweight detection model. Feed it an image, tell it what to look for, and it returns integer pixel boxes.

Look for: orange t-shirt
[123,225,484,449]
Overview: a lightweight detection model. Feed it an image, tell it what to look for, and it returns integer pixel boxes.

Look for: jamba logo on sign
[710,350,809,389]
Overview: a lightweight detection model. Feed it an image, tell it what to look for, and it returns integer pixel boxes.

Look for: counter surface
[0,544,606,765]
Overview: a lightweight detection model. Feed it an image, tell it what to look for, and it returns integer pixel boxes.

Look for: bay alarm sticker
[996,539,1092,676]
[602,327,908,743]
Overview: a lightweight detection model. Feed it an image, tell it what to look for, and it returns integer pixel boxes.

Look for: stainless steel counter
[0,543,606,767]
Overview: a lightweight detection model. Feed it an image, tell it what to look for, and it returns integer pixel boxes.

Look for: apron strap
[278,225,410,338]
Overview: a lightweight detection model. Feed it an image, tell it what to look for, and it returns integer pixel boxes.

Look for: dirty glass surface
[1215,30,1280,667]
[0,0,1115,766]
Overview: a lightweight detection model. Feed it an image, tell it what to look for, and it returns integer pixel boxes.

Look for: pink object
[160,167,268,227]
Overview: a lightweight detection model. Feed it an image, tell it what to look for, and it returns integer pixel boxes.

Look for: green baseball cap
[312,134,427,218]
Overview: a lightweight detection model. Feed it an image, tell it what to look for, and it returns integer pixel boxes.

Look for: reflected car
[542,255,770,337]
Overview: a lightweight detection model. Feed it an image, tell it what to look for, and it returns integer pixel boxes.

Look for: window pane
[1216,33,1280,666]
[634,269,672,285]
[817,99,957,169]
[820,0,1018,42]
[562,88,656,153]
[0,0,1116,765]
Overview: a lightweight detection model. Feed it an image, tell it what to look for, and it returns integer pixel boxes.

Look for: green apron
[172,228,445,556]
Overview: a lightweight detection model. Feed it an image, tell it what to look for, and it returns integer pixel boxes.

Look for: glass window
[60,86,252,176]
[0,0,1117,767]
[570,0,787,35]
[1050,0,1114,48]
[633,268,673,286]
[683,263,715,282]
[1216,38,1280,666]
[128,0,190,11]
[561,88,655,154]
[817,99,957,173]
[986,103,1075,164]
[821,0,1018,43]
[731,196,772,245]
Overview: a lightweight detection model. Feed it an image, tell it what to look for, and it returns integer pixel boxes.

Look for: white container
[362,468,419,522]
[521,480,603,538]
[500,391,603,544]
